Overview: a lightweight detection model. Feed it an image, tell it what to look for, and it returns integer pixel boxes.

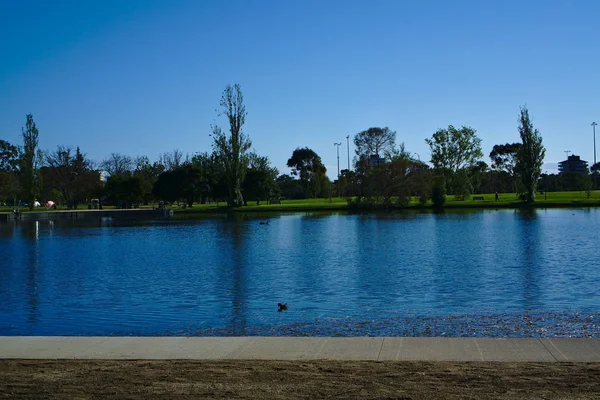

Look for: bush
[432,176,446,208]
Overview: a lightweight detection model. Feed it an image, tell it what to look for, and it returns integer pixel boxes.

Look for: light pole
[334,143,342,198]
[334,142,342,178]
[346,135,350,171]
[593,122,597,190]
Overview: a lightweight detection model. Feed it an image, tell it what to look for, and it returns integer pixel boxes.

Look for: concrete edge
[1,337,599,362]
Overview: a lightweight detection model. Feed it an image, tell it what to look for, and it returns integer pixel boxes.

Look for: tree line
[2,86,582,210]
[334,106,550,208]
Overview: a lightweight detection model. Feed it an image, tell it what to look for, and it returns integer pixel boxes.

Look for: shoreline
[2,196,600,219]
[174,199,600,215]
[1,202,599,221]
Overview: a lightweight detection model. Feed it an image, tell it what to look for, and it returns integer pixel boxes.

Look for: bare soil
[1,360,600,399]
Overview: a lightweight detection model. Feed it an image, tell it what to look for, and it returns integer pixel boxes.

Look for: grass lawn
[2,191,600,215]
[442,190,600,208]
[172,197,349,215]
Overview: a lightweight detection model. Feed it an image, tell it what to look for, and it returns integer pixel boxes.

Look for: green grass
[442,190,600,208]
[3,191,600,215]
[173,197,349,214]
[173,191,600,215]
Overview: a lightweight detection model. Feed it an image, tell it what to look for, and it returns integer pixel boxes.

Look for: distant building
[368,154,386,167]
[558,155,588,175]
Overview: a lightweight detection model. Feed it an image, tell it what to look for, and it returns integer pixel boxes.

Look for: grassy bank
[175,190,600,214]
[2,191,599,216]
[441,190,600,208]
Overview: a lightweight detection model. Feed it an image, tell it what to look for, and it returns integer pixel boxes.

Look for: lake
[1,209,599,337]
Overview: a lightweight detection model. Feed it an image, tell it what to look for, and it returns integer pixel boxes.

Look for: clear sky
[1,0,599,176]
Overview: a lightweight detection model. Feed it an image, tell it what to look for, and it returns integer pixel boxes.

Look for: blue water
[1,209,599,337]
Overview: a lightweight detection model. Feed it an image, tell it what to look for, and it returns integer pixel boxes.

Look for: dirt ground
[1,360,600,399]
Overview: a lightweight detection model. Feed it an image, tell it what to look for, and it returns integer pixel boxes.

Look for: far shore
[2,191,600,217]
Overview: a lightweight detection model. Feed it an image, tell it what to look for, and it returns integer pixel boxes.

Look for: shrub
[432,176,446,208]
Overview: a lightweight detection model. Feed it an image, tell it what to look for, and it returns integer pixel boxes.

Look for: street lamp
[334,142,342,178]
[346,135,350,171]
[593,122,597,190]
[334,142,342,198]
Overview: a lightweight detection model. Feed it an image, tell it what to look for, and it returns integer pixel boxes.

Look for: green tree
[0,172,20,205]
[425,125,482,195]
[287,147,327,198]
[469,161,489,194]
[190,151,222,203]
[276,174,304,199]
[44,146,91,207]
[152,165,203,206]
[211,84,252,207]
[19,114,43,209]
[133,156,165,204]
[100,153,133,178]
[353,127,397,162]
[0,139,20,205]
[159,150,184,171]
[489,142,521,195]
[105,175,144,208]
[452,169,473,200]
[516,106,545,203]
[366,157,413,207]
[0,140,19,171]
[431,175,446,208]
[243,152,279,205]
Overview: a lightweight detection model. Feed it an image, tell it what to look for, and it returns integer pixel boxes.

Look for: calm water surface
[1,209,599,337]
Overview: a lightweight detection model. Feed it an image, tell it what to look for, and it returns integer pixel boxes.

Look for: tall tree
[287,147,327,198]
[0,140,19,172]
[211,84,252,207]
[19,114,43,209]
[0,139,20,204]
[190,151,223,203]
[276,174,305,199]
[243,152,279,204]
[516,106,545,203]
[159,150,184,171]
[104,175,144,208]
[133,156,164,204]
[100,153,133,178]
[354,127,396,161]
[44,146,91,206]
[425,125,482,195]
[426,125,482,172]
[489,142,521,194]
[152,165,203,206]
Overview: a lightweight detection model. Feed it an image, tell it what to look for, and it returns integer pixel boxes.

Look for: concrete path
[2,337,600,361]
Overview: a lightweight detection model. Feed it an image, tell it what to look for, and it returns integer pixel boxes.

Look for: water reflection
[1,209,599,336]
[223,217,249,335]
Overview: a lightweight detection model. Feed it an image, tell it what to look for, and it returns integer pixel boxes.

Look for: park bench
[472,196,484,201]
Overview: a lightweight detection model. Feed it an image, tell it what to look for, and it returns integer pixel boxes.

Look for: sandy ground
[1,360,600,399]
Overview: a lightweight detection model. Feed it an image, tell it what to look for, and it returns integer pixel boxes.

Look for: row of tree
[2,87,582,210]
[327,107,549,207]
[1,85,323,209]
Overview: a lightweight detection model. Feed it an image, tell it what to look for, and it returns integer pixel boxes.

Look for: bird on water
[260,220,270,225]
[278,303,288,312]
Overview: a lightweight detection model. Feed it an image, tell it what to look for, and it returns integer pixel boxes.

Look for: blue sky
[1,0,599,176]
